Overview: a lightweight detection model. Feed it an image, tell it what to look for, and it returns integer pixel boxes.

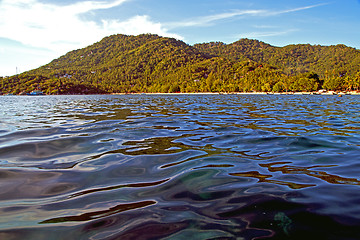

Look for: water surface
[1,94,360,239]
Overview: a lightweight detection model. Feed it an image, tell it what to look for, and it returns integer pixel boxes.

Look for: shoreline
[111,91,360,96]
[3,91,360,96]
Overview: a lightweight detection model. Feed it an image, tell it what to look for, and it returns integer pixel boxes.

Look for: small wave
[1,95,360,239]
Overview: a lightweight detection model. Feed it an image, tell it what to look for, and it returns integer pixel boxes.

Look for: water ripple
[1,94,360,239]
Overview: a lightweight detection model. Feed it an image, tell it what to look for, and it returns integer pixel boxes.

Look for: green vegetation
[2,34,360,95]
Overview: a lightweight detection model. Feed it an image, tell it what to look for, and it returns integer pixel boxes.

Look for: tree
[262,83,272,92]
[272,82,285,92]
[354,72,360,91]
[323,76,345,91]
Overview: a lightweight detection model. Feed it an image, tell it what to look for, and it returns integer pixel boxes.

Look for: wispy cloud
[253,25,279,29]
[64,0,129,13]
[166,10,265,28]
[238,29,298,39]
[167,3,329,29]
[0,0,181,54]
[267,3,330,16]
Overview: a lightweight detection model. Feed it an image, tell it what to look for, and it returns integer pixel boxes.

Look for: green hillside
[195,39,360,77]
[1,34,360,95]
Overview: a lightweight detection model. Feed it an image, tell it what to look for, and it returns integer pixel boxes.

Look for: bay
[0,94,360,239]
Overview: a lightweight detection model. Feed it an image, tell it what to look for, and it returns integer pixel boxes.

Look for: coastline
[111,91,360,96]
[3,91,360,96]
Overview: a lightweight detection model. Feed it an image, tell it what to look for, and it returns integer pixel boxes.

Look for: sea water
[0,94,360,239]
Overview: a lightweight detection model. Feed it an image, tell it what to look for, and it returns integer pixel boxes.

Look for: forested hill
[194,39,360,76]
[2,33,360,95]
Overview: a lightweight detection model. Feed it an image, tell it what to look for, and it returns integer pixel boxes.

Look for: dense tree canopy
[1,34,360,95]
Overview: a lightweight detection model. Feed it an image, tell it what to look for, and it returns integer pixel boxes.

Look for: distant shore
[111,91,360,96]
[3,91,360,96]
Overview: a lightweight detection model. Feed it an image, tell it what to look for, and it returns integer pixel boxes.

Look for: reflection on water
[40,200,157,224]
[1,94,360,239]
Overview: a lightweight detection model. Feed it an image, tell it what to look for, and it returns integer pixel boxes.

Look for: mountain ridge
[1,33,360,94]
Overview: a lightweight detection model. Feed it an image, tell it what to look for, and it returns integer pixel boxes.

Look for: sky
[1,0,360,76]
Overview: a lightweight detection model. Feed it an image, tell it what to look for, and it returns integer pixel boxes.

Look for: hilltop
[1,34,360,94]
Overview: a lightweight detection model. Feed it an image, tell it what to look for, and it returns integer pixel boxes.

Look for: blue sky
[1,0,360,76]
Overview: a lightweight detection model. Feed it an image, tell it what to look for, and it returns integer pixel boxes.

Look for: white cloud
[101,15,182,39]
[0,0,182,55]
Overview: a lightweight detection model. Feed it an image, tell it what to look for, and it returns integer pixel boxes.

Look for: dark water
[1,94,360,239]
